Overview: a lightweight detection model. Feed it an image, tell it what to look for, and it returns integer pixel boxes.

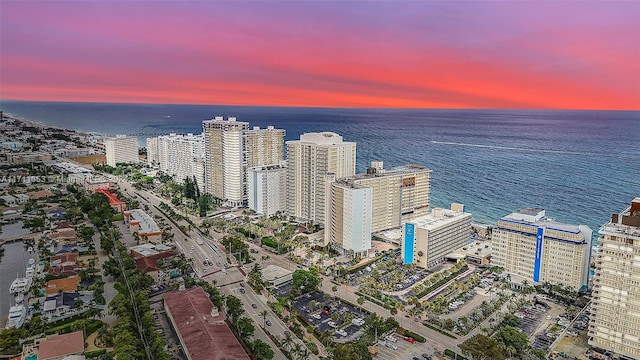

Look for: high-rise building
[329,180,373,256]
[146,137,159,166]
[104,135,139,167]
[286,132,356,225]
[149,133,205,192]
[347,162,431,233]
[247,163,287,216]
[492,208,592,291]
[402,204,472,268]
[202,118,284,207]
[246,126,285,168]
[202,117,249,206]
[589,198,640,360]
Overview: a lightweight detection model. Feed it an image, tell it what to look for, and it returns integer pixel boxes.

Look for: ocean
[1,100,639,234]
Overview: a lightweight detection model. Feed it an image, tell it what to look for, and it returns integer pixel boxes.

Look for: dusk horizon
[1,1,639,110]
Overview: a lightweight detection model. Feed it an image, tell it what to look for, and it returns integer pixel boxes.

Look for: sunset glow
[1,1,638,110]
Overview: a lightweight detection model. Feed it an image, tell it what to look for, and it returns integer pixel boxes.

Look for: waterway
[0,221,32,327]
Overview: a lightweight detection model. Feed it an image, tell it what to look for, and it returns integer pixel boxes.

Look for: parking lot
[290,291,370,340]
[373,333,436,360]
[150,296,185,360]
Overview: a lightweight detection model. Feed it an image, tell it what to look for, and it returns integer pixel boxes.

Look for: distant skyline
[1,1,638,110]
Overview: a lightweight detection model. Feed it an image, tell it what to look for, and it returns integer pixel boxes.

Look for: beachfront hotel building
[491,208,592,291]
[146,136,159,165]
[104,135,139,166]
[202,117,249,207]
[328,179,373,256]
[148,133,206,192]
[401,204,472,268]
[202,117,285,207]
[247,163,287,216]
[348,161,431,232]
[588,198,640,360]
[286,132,356,225]
[246,126,285,168]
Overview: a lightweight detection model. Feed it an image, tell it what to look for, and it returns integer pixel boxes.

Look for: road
[245,241,463,353]
[229,282,318,360]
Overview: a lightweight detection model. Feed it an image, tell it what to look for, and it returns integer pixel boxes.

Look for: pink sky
[1,1,638,110]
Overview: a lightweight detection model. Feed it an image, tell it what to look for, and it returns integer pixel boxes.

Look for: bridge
[0,232,40,245]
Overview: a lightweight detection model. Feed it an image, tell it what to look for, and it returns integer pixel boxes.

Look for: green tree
[460,334,504,360]
[0,328,27,355]
[225,295,244,323]
[501,313,522,328]
[236,317,255,340]
[249,339,274,360]
[495,326,529,355]
[290,267,320,297]
[333,343,373,360]
[259,310,269,328]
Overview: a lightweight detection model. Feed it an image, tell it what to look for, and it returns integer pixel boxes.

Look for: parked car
[404,337,417,344]
[336,329,347,337]
[265,320,271,326]
[328,321,337,328]
[312,314,321,320]
[385,335,397,343]
[386,342,398,350]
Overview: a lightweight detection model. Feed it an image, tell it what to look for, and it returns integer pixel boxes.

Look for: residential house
[45,276,81,296]
[22,330,85,360]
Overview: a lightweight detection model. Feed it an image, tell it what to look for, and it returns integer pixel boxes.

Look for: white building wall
[286,132,356,225]
[105,136,139,167]
[491,208,592,291]
[247,165,286,216]
[402,205,472,268]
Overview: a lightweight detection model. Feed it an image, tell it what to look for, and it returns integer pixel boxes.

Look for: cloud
[1,1,638,109]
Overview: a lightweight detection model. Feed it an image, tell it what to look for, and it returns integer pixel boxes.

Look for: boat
[5,304,26,329]
[25,267,35,279]
[14,293,24,304]
[9,276,32,295]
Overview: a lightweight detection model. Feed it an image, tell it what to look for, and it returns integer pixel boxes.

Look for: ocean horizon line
[2,98,639,113]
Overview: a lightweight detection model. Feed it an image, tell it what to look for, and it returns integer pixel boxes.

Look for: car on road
[240,282,245,287]
[422,354,431,359]
[252,303,257,308]
[404,336,417,344]
[239,288,246,294]
[265,320,271,326]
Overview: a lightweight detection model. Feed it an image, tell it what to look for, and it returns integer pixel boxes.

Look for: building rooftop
[36,330,84,360]
[352,163,431,181]
[94,188,124,207]
[449,240,492,260]
[261,264,293,282]
[124,209,161,234]
[163,287,249,360]
[409,206,471,230]
[45,276,81,295]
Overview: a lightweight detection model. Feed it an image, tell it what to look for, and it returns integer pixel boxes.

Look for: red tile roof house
[131,248,176,283]
[94,188,126,212]
[163,287,250,360]
[48,228,77,245]
[49,253,80,276]
[22,330,84,360]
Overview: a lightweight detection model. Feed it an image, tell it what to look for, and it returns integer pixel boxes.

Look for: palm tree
[282,331,294,350]
[259,310,269,328]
